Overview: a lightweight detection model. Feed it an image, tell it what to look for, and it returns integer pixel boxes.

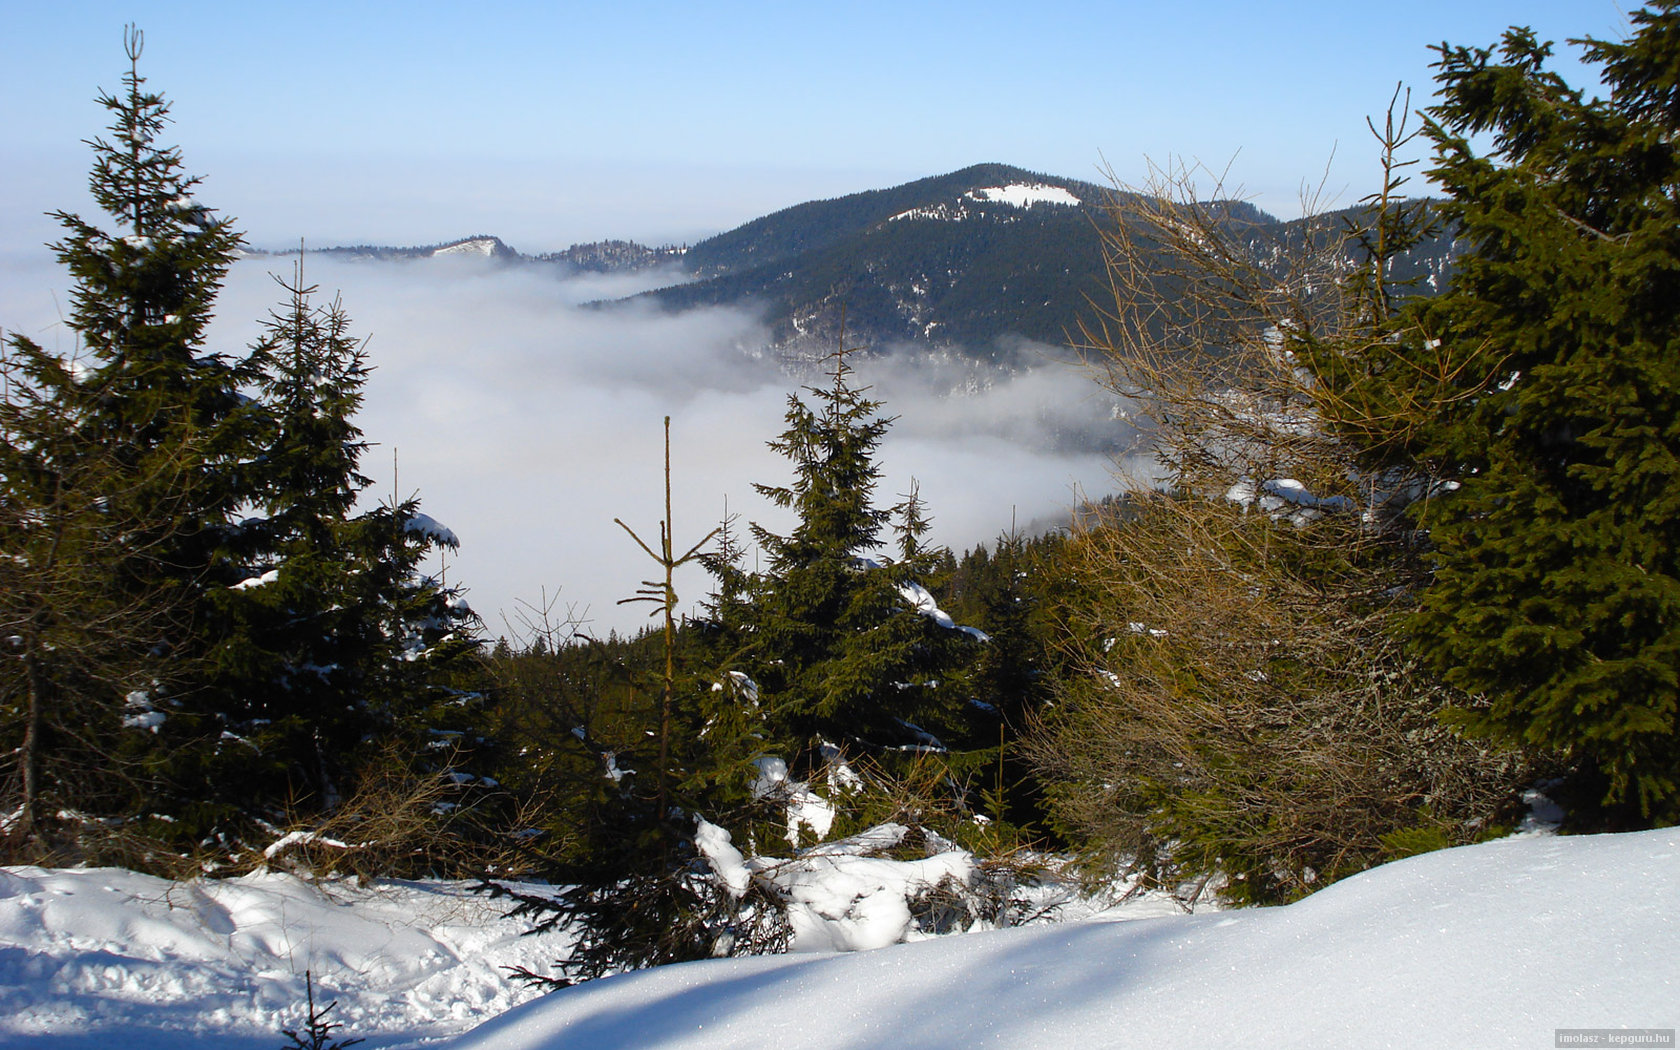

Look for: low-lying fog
[4,250,1133,639]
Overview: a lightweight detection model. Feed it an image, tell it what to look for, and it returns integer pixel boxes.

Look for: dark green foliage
[1311,6,1680,819]
[2,33,485,866]
[939,530,1068,837]
[0,28,252,860]
[0,333,195,855]
[480,419,795,984]
[482,592,788,982]
[712,349,986,776]
[204,270,482,826]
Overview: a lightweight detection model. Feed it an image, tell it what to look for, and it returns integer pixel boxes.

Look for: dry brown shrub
[1030,132,1531,905]
[242,746,525,882]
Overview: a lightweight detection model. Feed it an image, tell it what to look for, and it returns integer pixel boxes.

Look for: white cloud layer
[5,251,1128,638]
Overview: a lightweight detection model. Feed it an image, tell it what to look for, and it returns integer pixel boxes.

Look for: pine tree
[205,265,486,819]
[1314,6,1680,818]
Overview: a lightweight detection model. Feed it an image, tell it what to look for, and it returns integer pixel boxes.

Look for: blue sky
[1,0,1632,252]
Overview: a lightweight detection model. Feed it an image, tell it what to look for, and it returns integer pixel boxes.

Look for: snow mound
[0,868,561,1048]
[443,828,1680,1050]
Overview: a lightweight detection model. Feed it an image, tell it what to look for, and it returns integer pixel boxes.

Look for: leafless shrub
[1032,111,1531,904]
[245,746,522,881]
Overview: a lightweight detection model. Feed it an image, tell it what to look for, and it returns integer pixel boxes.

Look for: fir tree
[1315,6,1680,818]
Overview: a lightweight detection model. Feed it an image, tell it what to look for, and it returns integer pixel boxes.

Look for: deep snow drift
[0,829,1673,1049]
[448,828,1678,1050]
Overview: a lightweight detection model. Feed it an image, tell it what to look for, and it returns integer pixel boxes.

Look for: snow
[968,183,1081,208]
[711,670,759,706]
[403,512,460,548]
[1227,477,1355,522]
[754,826,976,952]
[262,830,358,860]
[121,691,166,733]
[897,581,990,641]
[888,184,1081,223]
[0,829,1673,1049]
[694,819,751,901]
[748,756,837,846]
[230,568,280,591]
[432,238,500,258]
[444,828,1680,1050]
[0,867,561,1048]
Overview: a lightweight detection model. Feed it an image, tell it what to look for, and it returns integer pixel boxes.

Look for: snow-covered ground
[0,868,557,1048]
[0,829,1674,1049]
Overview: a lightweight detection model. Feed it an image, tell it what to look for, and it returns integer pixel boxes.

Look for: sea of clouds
[3,249,1133,638]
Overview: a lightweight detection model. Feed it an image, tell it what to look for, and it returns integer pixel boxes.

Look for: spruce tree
[206,267,483,819]
[719,343,984,782]
[1314,6,1680,818]
[0,332,192,855]
[2,27,256,852]
[4,34,483,858]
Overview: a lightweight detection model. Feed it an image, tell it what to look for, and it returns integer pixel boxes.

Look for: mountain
[252,234,525,263]
[619,163,1458,361]
[627,163,1124,363]
[534,239,684,272]
[270,164,1460,364]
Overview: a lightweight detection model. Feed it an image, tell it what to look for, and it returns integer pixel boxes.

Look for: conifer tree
[0,333,193,855]
[719,341,984,780]
[2,27,255,852]
[1312,6,1680,818]
[205,266,481,819]
[4,35,483,857]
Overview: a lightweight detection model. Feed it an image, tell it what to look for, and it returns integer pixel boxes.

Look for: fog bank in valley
[6,251,1130,638]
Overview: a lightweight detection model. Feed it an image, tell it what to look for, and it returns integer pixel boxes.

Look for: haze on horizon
[0,0,1627,249]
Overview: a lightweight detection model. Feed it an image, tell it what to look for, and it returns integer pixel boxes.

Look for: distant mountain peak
[430,235,516,259]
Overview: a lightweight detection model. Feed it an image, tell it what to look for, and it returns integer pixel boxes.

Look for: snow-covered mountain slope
[889,182,1085,222]
[428,235,522,261]
[443,828,1679,1050]
[431,236,507,258]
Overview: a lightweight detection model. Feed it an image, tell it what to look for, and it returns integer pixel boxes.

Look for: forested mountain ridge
[260,163,1461,364]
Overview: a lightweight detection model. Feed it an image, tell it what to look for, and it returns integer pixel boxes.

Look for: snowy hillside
[0,829,1672,1048]
[446,828,1680,1050]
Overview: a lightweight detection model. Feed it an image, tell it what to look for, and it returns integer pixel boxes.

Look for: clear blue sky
[1,1,1634,251]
